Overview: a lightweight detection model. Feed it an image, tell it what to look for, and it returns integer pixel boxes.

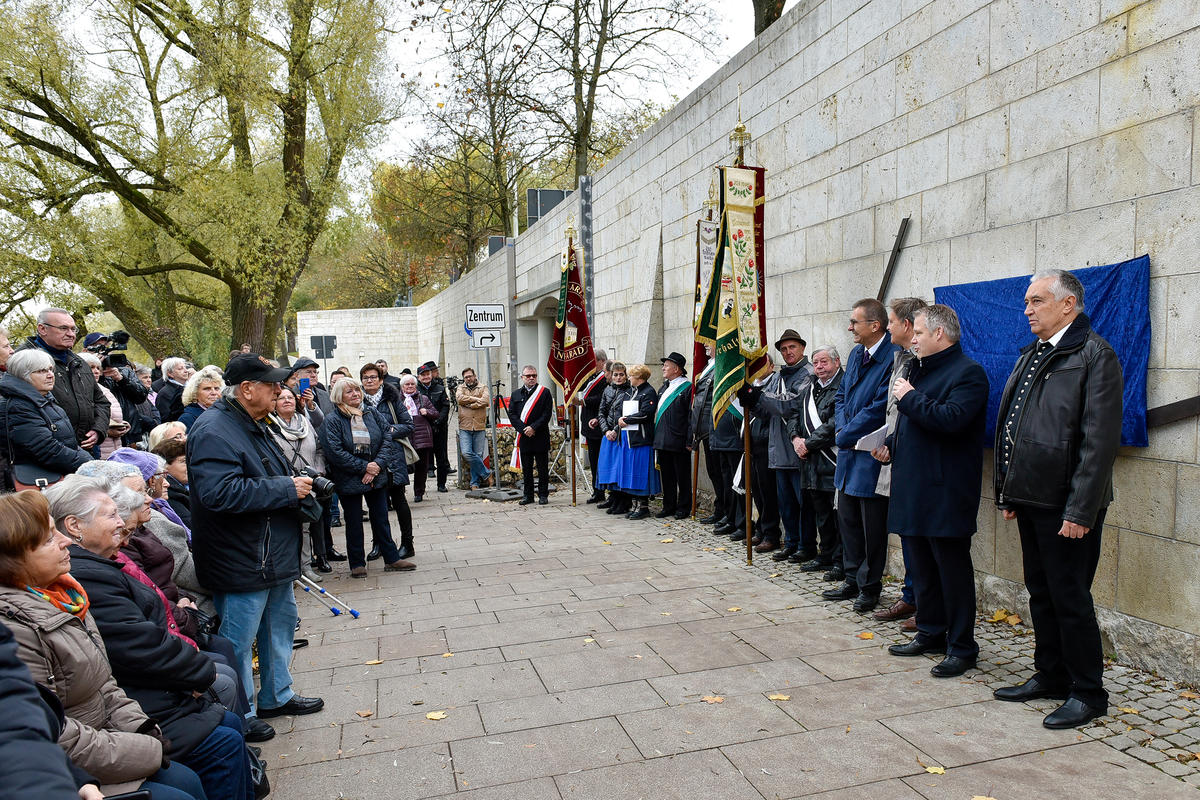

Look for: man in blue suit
[824,298,899,613]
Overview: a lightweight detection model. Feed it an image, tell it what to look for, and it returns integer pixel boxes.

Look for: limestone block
[985,150,1068,229]
[790,180,830,230]
[1033,200,1135,270]
[873,192,923,249]
[1009,70,1100,161]
[948,222,1036,284]
[1149,274,1167,369]
[828,165,863,217]
[1176,464,1200,546]
[806,218,843,266]
[1131,369,1199,462]
[767,229,807,275]
[945,107,1008,183]
[963,57,1038,121]
[836,63,898,144]
[1115,530,1200,634]
[846,121,907,168]
[865,2,932,67]
[896,131,947,196]
[1067,113,1192,211]
[1194,111,1199,185]
[1135,184,1200,278]
[1099,26,1200,132]
[1128,0,1200,52]
[880,240,951,301]
[804,22,849,82]
[896,8,988,111]
[989,0,1100,72]
[922,175,985,241]
[842,209,875,258]
[1100,0,1142,19]
[975,573,1031,621]
[971,498,996,574]
[1108,456,1177,537]
[992,509,1025,583]
[845,0,901,55]
[1165,272,1200,370]
[862,151,897,207]
[1036,15,1127,90]
[816,48,867,102]
[830,0,870,26]
[1092,522,1121,608]
[905,87,969,143]
[810,310,851,350]
[1097,607,1199,688]
[785,265,829,315]
[827,254,884,310]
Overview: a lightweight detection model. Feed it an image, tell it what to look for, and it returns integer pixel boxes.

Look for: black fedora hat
[660,352,687,374]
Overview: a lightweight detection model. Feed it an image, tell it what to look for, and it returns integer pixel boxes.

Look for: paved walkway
[263,488,1199,798]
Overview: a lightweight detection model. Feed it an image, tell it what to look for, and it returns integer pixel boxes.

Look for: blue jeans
[142,761,208,800]
[177,710,254,800]
[214,583,297,715]
[458,428,490,486]
[776,469,816,552]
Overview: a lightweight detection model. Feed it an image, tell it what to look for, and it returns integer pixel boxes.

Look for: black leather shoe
[729,530,747,541]
[628,506,650,520]
[674,510,690,520]
[822,581,858,601]
[538,497,549,505]
[931,655,976,678]
[437,486,448,493]
[414,495,423,502]
[597,499,613,509]
[888,638,946,657]
[327,549,348,562]
[772,547,797,562]
[1043,698,1106,729]
[655,508,675,518]
[698,514,719,524]
[244,717,275,742]
[800,558,830,571]
[292,638,308,649]
[994,676,1071,703]
[366,546,381,561]
[712,523,734,535]
[586,494,603,504]
[258,695,325,718]
[447,468,456,475]
[605,504,620,514]
[330,517,343,528]
[795,549,817,562]
[823,565,845,582]
[396,545,414,560]
[519,497,534,505]
[311,556,332,574]
[852,592,880,613]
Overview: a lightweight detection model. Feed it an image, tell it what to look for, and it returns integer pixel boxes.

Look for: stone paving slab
[270,489,1200,797]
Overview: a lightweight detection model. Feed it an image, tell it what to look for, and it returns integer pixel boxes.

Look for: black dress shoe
[586,494,603,504]
[311,556,332,574]
[993,675,1071,702]
[519,497,534,505]
[414,495,423,502]
[366,546,381,561]
[538,497,549,505]
[447,468,456,475]
[729,530,747,541]
[244,717,276,742]
[330,517,343,528]
[396,545,414,560]
[597,499,613,509]
[605,503,620,514]
[888,638,946,657]
[292,638,308,649]
[852,592,880,613]
[655,508,675,518]
[627,506,650,520]
[437,486,448,493]
[822,581,858,601]
[799,558,829,571]
[795,549,817,562]
[931,655,976,678]
[258,695,325,718]
[823,565,845,582]
[712,523,734,535]
[1043,697,1106,729]
[698,514,719,524]
[327,549,348,562]
[772,547,797,562]
[674,510,690,520]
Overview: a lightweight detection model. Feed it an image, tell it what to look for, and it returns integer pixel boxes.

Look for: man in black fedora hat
[654,352,692,519]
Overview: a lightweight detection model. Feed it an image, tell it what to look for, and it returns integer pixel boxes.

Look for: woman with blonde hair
[177,366,224,430]
[147,420,186,450]
[615,364,660,520]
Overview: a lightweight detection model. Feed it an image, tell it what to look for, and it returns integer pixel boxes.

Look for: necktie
[862,348,871,367]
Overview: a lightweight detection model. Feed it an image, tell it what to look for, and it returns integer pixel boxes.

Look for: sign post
[309,335,337,385]
[465,305,508,498]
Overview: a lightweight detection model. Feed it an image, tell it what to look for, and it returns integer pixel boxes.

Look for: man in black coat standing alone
[879,305,988,680]
[508,365,553,505]
[653,352,692,519]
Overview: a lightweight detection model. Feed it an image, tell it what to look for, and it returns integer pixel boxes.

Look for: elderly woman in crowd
[152,436,193,528]
[0,349,92,484]
[359,362,417,561]
[178,366,224,431]
[44,475,257,799]
[597,361,633,516]
[399,372,439,502]
[79,353,129,458]
[321,376,415,577]
[0,324,14,371]
[0,489,208,800]
[615,364,661,520]
[148,420,186,451]
[268,384,329,579]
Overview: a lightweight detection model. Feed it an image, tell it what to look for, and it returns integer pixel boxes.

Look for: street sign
[310,335,337,359]
[470,330,502,349]
[465,304,506,330]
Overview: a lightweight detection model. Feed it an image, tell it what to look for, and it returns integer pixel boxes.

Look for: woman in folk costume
[615,364,661,520]
[596,362,632,515]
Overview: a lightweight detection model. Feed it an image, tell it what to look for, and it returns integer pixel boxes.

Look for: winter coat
[578,377,607,441]
[507,384,554,452]
[834,333,900,498]
[16,337,109,444]
[994,314,1122,527]
[599,382,632,435]
[0,585,163,793]
[419,378,450,430]
[66,546,222,760]
[688,370,714,444]
[744,359,815,469]
[875,348,918,497]
[187,397,304,593]
[177,402,208,431]
[887,343,989,538]
[321,404,399,496]
[652,378,691,452]
[709,403,745,452]
[165,475,192,529]
[619,382,658,448]
[400,390,438,449]
[456,382,490,431]
[0,373,92,474]
[154,380,185,423]
[139,512,213,614]
[268,411,326,476]
[367,383,414,486]
[99,366,150,445]
[786,369,842,491]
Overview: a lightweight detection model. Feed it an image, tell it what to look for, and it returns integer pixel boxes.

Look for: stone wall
[299,0,1200,683]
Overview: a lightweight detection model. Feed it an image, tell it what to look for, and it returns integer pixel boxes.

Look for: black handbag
[3,408,64,491]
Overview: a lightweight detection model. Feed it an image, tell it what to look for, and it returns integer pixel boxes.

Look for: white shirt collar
[865,336,886,360]
[1042,325,1069,347]
[666,375,688,390]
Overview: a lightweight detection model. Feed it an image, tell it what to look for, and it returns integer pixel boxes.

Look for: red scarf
[25,575,90,620]
[114,552,198,650]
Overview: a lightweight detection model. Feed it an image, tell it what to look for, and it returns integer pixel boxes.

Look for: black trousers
[656,449,691,514]
[341,488,400,569]
[836,491,889,596]
[432,424,451,487]
[907,535,978,659]
[585,436,604,498]
[716,450,746,531]
[412,448,432,498]
[701,440,725,521]
[373,484,413,550]
[750,449,779,542]
[1016,504,1108,707]
[520,447,549,500]
[805,488,840,562]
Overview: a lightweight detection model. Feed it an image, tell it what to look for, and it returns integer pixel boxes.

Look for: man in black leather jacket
[991,269,1122,730]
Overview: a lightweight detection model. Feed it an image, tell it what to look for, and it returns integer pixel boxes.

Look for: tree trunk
[752,0,786,35]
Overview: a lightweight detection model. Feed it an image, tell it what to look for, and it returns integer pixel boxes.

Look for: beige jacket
[0,583,163,792]
[456,382,490,431]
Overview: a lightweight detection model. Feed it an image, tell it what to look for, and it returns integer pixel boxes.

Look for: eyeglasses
[522,374,537,378]
[40,323,78,333]
[848,318,867,327]
[362,375,380,381]
[30,367,54,375]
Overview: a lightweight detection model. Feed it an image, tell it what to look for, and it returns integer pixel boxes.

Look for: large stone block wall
[299,0,1200,682]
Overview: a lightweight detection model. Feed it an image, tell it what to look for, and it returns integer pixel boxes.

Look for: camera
[85,329,132,369]
[298,466,334,499]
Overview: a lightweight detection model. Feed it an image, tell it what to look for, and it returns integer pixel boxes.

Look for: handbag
[12,463,64,491]
[399,436,420,466]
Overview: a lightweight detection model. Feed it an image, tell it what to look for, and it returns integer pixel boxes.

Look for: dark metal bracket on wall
[876,216,910,302]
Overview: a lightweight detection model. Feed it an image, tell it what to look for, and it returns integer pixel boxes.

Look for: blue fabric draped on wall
[933,255,1149,447]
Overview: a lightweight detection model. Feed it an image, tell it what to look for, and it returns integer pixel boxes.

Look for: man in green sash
[654,352,692,519]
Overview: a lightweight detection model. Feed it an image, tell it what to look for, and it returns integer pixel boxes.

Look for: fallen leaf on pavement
[857,631,875,640]
[425,711,447,720]
[456,535,466,540]
[584,638,595,643]
[769,573,782,577]
[442,652,454,658]
[1005,614,1022,626]
[355,710,373,718]
[1118,706,1140,714]
[1181,691,1200,700]
[767,694,791,701]
[714,546,727,551]
[601,540,612,545]
[701,696,724,704]
[988,608,1010,623]
[924,766,945,774]
[660,537,675,543]
[971,796,999,800]
[954,731,967,736]
[660,612,672,616]
[364,659,383,665]
[727,607,742,612]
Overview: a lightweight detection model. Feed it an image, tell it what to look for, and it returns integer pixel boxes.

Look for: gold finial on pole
[729,83,752,167]
[702,169,718,219]
[564,213,576,242]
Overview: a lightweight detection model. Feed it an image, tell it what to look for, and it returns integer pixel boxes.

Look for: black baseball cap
[290,357,319,371]
[224,354,293,385]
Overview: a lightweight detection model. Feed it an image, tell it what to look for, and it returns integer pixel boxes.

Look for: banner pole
[569,403,578,506]
[744,414,753,565]
[690,448,699,518]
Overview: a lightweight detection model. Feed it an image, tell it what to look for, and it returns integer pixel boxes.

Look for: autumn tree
[752,0,786,35]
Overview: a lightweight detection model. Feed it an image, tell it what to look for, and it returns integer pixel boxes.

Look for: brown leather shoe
[754,540,779,553]
[900,616,917,632]
[873,599,916,622]
[385,559,417,571]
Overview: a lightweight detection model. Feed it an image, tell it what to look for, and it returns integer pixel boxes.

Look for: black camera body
[86,329,132,369]
[298,466,334,499]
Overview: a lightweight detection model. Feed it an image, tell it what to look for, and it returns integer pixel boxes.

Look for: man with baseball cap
[187,353,325,722]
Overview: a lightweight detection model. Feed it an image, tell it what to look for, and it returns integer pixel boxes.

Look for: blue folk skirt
[597,435,623,490]
[617,432,660,497]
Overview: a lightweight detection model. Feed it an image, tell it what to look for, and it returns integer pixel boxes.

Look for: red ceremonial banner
[547,237,597,398]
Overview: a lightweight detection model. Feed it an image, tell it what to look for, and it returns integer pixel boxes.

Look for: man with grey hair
[16,308,110,451]
[991,269,1121,729]
[154,357,193,422]
[786,344,843,573]
[881,305,988,679]
[508,364,553,504]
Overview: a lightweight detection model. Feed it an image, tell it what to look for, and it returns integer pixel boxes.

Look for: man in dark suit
[824,298,899,613]
[992,269,1122,729]
[418,362,452,492]
[508,365,553,505]
[880,305,988,678]
[653,352,692,519]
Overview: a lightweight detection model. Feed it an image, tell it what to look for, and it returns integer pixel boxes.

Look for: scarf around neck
[26,574,90,619]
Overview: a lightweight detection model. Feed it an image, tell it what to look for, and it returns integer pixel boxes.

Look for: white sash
[510,385,549,468]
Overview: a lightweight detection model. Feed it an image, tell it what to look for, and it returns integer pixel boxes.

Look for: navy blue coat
[619,382,658,448]
[886,343,989,538]
[0,374,92,474]
[187,397,304,593]
[834,333,900,497]
[368,383,414,487]
[321,405,400,495]
[177,402,207,430]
